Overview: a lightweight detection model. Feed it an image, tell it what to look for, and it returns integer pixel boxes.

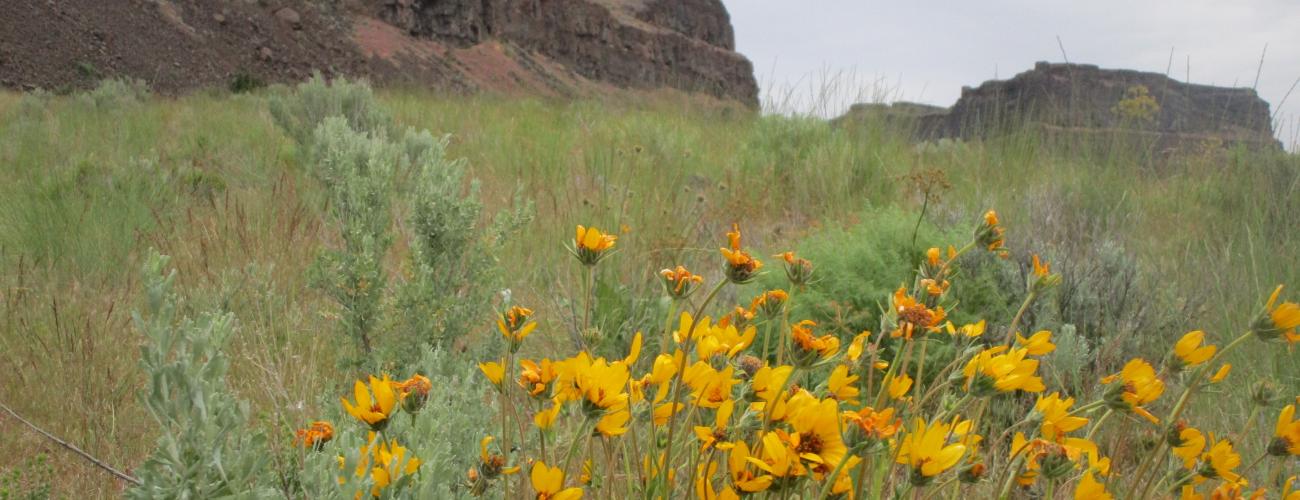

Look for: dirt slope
[0,0,758,106]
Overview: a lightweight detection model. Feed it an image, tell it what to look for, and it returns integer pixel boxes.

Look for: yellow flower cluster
[305,213,1297,499]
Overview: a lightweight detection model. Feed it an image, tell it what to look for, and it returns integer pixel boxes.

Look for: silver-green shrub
[305,117,398,358]
[128,251,273,498]
[79,78,149,109]
[388,129,534,361]
[268,74,391,151]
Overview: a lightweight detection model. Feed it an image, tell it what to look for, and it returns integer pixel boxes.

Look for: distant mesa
[837,62,1282,151]
[0,0,758,107]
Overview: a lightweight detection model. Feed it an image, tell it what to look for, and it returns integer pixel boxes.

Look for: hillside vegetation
[0,80,1296,498]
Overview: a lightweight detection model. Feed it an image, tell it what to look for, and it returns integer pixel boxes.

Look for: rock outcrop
[839,62,1281,150]
[373,0,757,106]
[0,0,758,107]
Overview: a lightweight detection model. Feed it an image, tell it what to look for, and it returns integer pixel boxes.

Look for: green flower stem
[912,337,929,405]
[920,475,957,500]
[561,420,594,484]
[659,279,727,496]
[777,286,798,366]
[852,454,872,500]
[660,299,679,355]
[1002,290,1037,346]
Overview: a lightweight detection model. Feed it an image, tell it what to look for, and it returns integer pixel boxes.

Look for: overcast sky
[725,0,1300,146]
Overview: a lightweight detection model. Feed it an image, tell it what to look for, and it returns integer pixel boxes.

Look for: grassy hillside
[0,82,1296,498]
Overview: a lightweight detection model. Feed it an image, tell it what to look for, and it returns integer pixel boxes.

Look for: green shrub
[229,72,265,94]
[0,453,52,500]
[753,207,1015,340]
[304,117,398,359]
[129,251,273,498]
[79,78,149,109]
[268,74,391,151]
[389,129,534,362]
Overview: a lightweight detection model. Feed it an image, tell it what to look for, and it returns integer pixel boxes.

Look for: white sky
[725,0,1300,146]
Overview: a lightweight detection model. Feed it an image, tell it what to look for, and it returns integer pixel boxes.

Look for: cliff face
[373,0,757,106]
[0,0,758,107]
[919,62,1281,149]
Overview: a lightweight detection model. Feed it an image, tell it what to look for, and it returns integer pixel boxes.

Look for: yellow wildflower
[341,375,399,431]
[826,365,859,404]
[1101,358,1165,423]
[479,360,505,389]
[693,399,736,452]
[1271,403,1300,457]
[573,225,616,266]
[727,440,774,493]
[1035,392,1088,440]
[1074,470,1113,500]
[498,305,537,349]
[531,461,584,500]
[896,418,967,484]
[1016,330,1056,356]
[945,320,985,338]
[1253,285,1300,343]
[518,359,558,399]
[1172,330,1216,369]
[962,346,1046,395]
[886,373,913,400]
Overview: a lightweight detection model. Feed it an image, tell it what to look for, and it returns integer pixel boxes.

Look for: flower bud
[959,462,987,484]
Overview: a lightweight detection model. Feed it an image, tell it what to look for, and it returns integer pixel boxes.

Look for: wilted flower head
[518,358,558,399]
[842,406,901,447]
[295,420,334,449]
[789,320,839,367]
[396,374,432,414]
[974,210,1007,255]
[891,287,947,339]
[475,436,520,480]
[498,306,537,351]
[660,265,704,299]
[573,225,616,266]
[750,289,788,317]
[1029,254,1061,292]
[775,251,813,286]
[720,223,762,284]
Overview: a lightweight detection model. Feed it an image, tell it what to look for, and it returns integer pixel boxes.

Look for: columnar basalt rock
[374,0,757,106]
[838,62,1281,150]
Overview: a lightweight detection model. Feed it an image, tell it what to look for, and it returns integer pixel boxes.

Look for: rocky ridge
[0,0,758,106]
[837,62,1282,150]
